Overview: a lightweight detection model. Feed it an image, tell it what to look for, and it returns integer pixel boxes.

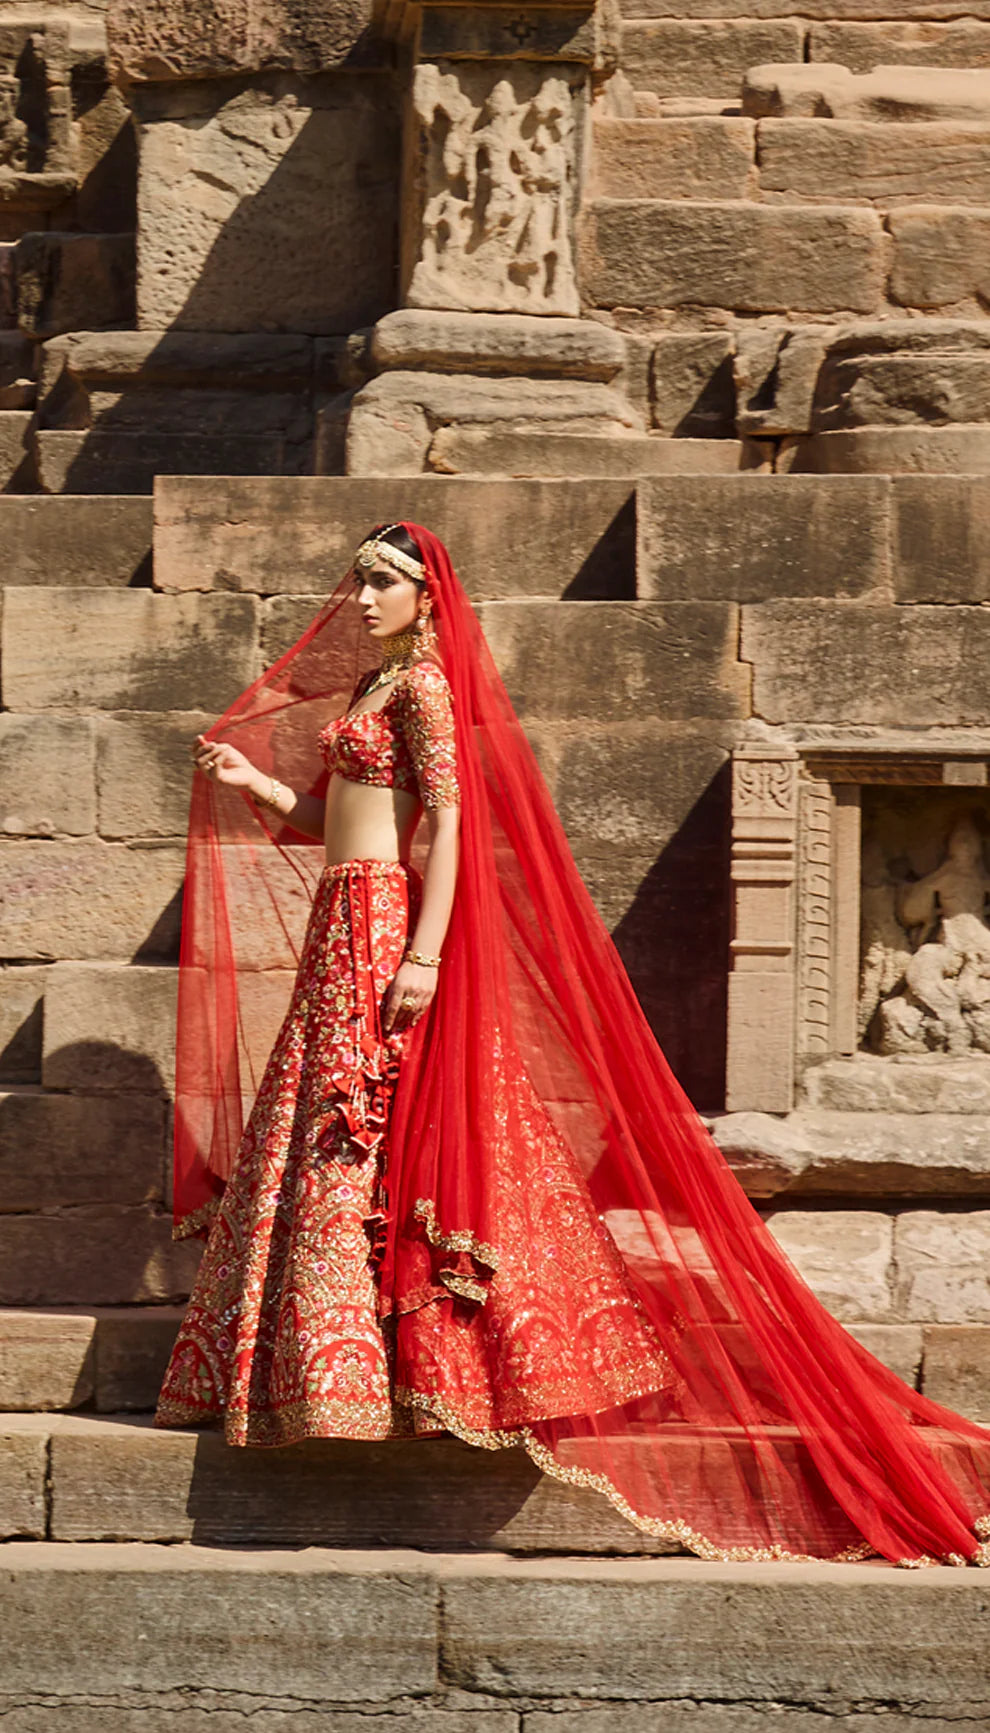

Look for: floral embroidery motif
[318,661,460,809]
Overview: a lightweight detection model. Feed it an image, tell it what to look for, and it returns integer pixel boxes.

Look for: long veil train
[174,521,990,1567]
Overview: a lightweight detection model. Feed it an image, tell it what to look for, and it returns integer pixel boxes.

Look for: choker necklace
[362,628,423,698]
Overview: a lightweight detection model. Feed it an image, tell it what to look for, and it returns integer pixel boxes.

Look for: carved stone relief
[407,61,582,317]
[0,19,78,217]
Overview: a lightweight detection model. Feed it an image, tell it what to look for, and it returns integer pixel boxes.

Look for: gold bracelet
[405,947,441,968]
[251,776,282,810]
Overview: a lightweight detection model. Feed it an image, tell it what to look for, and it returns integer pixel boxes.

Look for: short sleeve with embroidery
[395,661,460,808]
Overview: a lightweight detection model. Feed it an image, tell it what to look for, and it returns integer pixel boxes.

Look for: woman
[158,521,990,1568]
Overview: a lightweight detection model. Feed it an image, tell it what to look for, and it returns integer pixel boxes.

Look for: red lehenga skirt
[156,858,672,1447]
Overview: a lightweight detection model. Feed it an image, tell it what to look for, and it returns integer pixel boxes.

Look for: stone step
[0,495,152,586]
[0,1309,183,1414]
[0,1541,987,1726]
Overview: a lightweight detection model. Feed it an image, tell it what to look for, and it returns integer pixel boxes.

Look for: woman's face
[353,560,424,639]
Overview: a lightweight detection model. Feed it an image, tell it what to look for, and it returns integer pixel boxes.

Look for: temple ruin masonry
[3,0,990,1718]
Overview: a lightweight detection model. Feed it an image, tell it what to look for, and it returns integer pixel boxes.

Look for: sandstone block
[0,333,34,410]
[808,24,990,75]
[0,840,185,963]
[0,410,32,489]
[419,5,617,68]
[805,1056,990,1114]
[922,1325,990,1422]
[894,475,990,603]
[638,475,889,602]
[0,1207,201,1305]
[890,206,990,310]
[626,1,990,15]
[371,310,625,381]
[0,1311,95,1412]
[16,232,134,338]
[34,429,286,495]
[0,1427,45,1539]
[583,201,886,314]
[0,715,96,837]
[735,324,831,438]
[782,425,990,475]
[476,600,750,722]
[741,601,990,725]
[712,1110,990,1199]
[846,1323,922,1389]
[621,20,803,101]
[429,427,765,478]
[745,62,990,122]
[0,964,47,1084]
[592,116,756,200]
[136,85,397,333]
[39,330,314,404]
[0,1091,166,1209]
[895,1211,990,1323]
[155,474,640,601]
[97,712,211,838]
[1,589,259,711]
[816,353,990,430]
[108,0,377,81]
[758,119,990,207]
[763,1209,894,1321]
[94,1308,184,1411]
[0,495,152,586]
[42,962,177,1094]
[650,331,735,437]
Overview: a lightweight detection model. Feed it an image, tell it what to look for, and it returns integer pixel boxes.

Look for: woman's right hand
[191,734,260,790]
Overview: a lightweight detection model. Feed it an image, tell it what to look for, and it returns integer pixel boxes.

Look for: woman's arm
[383,802,460,1033]
[192,735,326,840]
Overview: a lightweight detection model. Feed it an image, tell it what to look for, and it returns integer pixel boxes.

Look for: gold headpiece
[354,525,426,584]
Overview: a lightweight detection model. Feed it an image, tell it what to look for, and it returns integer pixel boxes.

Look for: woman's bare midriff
[323,773,422,867]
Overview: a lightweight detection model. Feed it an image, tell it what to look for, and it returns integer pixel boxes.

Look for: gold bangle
[405,947,441,968]
[252,776,282,810]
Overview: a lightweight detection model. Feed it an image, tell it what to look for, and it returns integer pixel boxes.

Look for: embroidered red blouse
[317,660,460,809]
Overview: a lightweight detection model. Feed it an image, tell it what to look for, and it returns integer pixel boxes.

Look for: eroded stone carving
[409,63,580,317]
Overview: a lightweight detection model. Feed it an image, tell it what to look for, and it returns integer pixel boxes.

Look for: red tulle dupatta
[176,522,990,1566]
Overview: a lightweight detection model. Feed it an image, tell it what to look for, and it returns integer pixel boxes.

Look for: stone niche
[726,741,990,1113]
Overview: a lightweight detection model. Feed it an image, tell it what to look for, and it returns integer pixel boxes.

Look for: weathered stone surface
[16,232,134,338]
[0,333,34,410]
[922,1325,990,1421]
[108,0,377,80]
[34,429,286,495]
[0,964,47,1084]
[809,24,990,76]
[0,410,32,489]
[638,475,889,602]
[894,474,990,603]
[0,1311,95,1412]
[0,1540,437,1701]
[0,715,96,837]
[741,602,990,726]
[891,206,990,310]
[1,589,259,711]
[805,1056,990,1114]
[0,1208,200,1305]
[476,601,750,722]
[782,425,990,475]
[0,841,185,963]
[593,116,755,200]
[418,5,618,69]
[348,372,636,475]
[816,353,990,430]
[39,329,315,401]
[895,1211,990,1323]
[429,427,766,477]
[155,475,639,601]
[371,310,625,381]
[42,963,177,1093]
[0,1427,45,1538]
[764,1209,894,1320]
[94,1308,184,1411]
[97,713,211,838]
[712,1110,990,1198]
[136,84,397,333]
[583,201,886,313]
[621,20,803,101]
[46,1419,671,1552]
[734,324,831,438]
[650,331,734,437]
[745,62,990,122]
[846,1322,922,1389]
[0,1090,166,1208]
[0,495,152,586]
[759,119,990,207]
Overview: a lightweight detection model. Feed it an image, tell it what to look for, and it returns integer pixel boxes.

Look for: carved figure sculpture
[0,76,28,172]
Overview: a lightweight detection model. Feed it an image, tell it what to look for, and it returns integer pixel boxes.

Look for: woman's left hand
[383,960,438,1034]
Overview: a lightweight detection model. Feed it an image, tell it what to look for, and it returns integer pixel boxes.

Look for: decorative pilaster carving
[797,777,833,1063]
[726,749,799,1113]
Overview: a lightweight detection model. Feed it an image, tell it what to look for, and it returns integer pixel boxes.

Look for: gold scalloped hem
[413,1198,499,1272]
[172,1196,221,1241]
[395,1388,990,1569]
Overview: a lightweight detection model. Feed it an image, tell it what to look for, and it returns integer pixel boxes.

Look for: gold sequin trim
[172,1196,221,1241]
[413,1198,499,1274]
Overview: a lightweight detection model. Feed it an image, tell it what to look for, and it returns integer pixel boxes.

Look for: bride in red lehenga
[157,520,990,1568]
